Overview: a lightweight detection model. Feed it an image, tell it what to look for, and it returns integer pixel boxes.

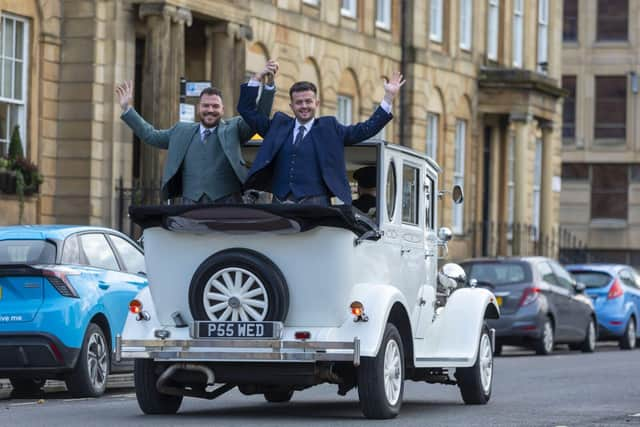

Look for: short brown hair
[199,87,223,101]
[289,81,317,100]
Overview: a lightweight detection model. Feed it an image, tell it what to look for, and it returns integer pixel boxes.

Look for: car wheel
[264,390,294,403]
[357,323,404,419]
[134,359,183,414]
[456,324,493,405]
[65,323,109,397]
[581,318,597,353]
[189,249,289,322]
[9,378,45,395]
[619,317,636,350]
[534,318,554,355]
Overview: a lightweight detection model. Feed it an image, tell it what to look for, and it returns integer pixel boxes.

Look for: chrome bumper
[116,335,360,367]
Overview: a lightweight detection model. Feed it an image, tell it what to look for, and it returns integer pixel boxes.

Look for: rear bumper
[118,335,360,367]
[487,310,546,340]
[0,333,79,377]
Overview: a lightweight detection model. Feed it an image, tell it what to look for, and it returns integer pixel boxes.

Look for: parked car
[118,140,499,419]
[0,225,147,396]
[460,257,596,355]
[565,264,640,350]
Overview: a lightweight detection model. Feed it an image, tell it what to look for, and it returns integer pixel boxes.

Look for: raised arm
[116,81,173,149]
[238,61,278,140]
[342,71,405,145]
[237,60,279,137]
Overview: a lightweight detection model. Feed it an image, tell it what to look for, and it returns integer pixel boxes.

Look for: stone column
[138,4,191,202]
[489,124,502,256]
[510,113,531,255]
[208,22,250,114]
[540,121,556,257]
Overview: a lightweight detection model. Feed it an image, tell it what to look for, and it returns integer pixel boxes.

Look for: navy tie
[294,126,305,145]
[202,128,212,143]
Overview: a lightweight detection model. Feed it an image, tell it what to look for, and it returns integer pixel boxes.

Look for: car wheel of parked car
[619,317,636,350]
[65,323,109,397]
[9,378,46,395]
[456,324,493,405]
[580,318,597,353]
[189,249,289,322]
[357,323,404,419]
[534,318,554,355]
[134,359,183,414]
[264,390,294,403]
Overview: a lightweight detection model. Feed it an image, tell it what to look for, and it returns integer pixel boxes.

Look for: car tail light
[294,331,311,340]
[41,268,80,298]
[607,279,624,299]
[518,287,540,307]
[129,299,143,314]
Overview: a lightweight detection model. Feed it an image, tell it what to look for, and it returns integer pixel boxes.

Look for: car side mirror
[452,185,464,204]
[438,227,452,242]
[574,281,586,293]
[438,263,467,291]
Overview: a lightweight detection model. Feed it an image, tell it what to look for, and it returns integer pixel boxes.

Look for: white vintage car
[118,140,500,419]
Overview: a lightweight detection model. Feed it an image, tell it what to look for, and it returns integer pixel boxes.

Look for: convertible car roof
[128,204,377,237]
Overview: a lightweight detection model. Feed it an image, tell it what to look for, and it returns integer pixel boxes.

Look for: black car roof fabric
[128,204,377,237]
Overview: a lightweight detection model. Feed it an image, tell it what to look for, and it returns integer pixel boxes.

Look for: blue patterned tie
[202,128,212,143]
[294,126,305,145]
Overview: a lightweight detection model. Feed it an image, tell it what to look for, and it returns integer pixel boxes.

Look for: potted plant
[0,156,16,194]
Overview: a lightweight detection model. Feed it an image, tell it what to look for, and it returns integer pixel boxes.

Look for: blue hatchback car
[0,225,147,396]
[566,264,640,350]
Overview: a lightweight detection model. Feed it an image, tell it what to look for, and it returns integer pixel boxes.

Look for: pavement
[0,374,134,392]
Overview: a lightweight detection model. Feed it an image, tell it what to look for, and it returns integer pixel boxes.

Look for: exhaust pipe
[156,363,216,395]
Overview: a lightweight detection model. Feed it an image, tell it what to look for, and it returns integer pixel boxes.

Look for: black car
[460,257,596,355]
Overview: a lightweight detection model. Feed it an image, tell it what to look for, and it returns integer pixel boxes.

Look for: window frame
[596,0,628,42]
[336,94,353,125]
[386,159,398,221]
[537,0,549,73]
[430,0,444,42]
[453,119,466,235]
[487,0,500,61]
[376,0,392,30]
[562,75,577,139]
[426,112,439,160]
[341,0,357,18]
[401,162,420,226]
[590,164,628,221]
[459,0,473,51]
[594,75,627,140]
[512,0,524,68]
[563,0,578,42]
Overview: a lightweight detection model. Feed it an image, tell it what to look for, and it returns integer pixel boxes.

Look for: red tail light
[40,267,80,298]
[607,279,624,299]
[518,287,541,307]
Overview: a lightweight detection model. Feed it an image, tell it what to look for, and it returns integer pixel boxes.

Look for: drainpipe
[399,0,408,145]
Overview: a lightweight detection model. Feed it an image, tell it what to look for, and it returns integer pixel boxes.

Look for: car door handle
[98,282,110,290]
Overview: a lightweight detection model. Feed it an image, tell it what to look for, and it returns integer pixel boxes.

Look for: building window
[561,163,588,180]
[563,0,578,41]
[591,164,628,220]
[341,0,357,18]
[430,0,443,42]
[537,0,549,73]
[426,113,438,160]
[487,0,500,61]
[453,120,466,234]
[459,0,472,50]
[512,0,524,68]
[532,139,542,240]
[376,0,391,30]
[337,95,353,125]
[0,14,29,156]
[595,76,626,139]
[303,0,319,5]
[562,76,576,139]
[507,135,515,239]
[597,0,628,41]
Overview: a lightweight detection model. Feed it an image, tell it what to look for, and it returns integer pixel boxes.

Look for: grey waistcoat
[182,129,241,202]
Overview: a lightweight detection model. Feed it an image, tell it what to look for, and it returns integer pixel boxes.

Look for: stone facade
[0,0,564,261]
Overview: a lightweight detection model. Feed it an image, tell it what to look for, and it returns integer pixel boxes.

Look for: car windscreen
[463,262,531,286]
[569,271,613,288]
[0,240,56,264]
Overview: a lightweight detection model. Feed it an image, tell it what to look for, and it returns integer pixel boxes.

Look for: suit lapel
[271,118,295,156]
[175,124,200,164]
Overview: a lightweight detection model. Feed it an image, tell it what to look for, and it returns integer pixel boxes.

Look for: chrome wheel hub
[203,267,269,321]
[543,322,554,353]
[479,333,493,394]
[87,332,108,390]
[383,339,402,405]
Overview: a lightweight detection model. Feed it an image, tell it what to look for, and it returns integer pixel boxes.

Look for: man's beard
[200,113,220,127]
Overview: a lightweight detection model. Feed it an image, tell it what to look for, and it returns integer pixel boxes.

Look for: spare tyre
[189,249,289,322]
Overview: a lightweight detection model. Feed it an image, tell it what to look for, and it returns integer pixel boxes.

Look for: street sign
[185,81,211,97]
[179,103,195,123]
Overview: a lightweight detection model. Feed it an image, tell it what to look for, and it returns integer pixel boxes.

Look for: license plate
[495,296,503,306]
[193,321,279,339]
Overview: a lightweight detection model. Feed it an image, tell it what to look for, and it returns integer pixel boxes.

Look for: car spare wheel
[189,249,289,322]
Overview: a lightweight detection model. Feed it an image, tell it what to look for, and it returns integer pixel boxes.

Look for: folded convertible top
[128,204,377,237]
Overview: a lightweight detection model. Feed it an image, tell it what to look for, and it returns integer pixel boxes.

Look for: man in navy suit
[237,70,405,207]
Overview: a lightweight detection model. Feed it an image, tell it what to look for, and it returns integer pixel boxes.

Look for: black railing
[115,177,163,239]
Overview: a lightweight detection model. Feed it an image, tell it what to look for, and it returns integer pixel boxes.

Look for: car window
[463,262,531,286]
[537,262,558,285]
[386,160,397,220]
[619,269,636,288]
[550,261,574,290]
[402,164,419,225]
[61,235,81,265]
[569,271,612,288]
[0,240,56,264]
[79,233,119,271]
[108,235,146,275]
[425,175,434,230]
[631,270,640,289]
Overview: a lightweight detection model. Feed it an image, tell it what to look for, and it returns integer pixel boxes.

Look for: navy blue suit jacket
[237,83,392,204]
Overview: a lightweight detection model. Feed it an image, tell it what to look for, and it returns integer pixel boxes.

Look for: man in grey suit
[115,60,278,204]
